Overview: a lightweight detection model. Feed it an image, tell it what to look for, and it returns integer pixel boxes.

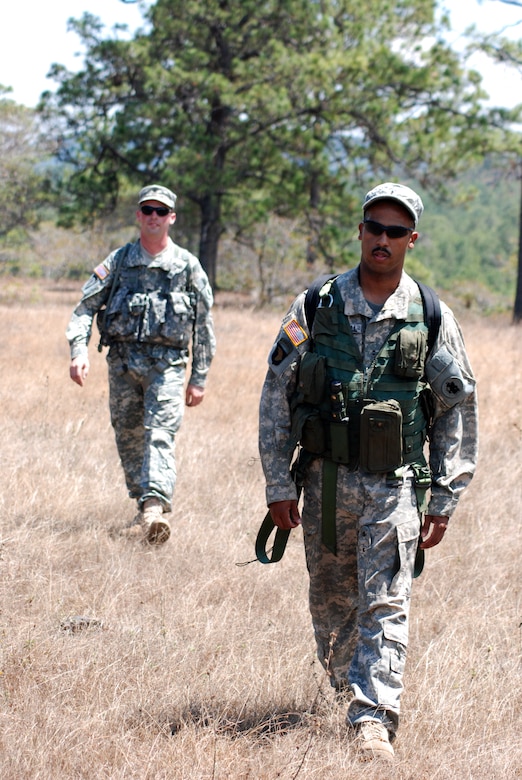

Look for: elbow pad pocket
[426,346,474,407]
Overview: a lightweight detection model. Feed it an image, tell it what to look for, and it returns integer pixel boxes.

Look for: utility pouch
[394,328,427,378]
[359,399,403,473]
[296,352,326,404]
[329,421,350,464]
[300,411,326,454]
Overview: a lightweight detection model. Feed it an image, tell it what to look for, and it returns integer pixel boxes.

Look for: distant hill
[405,161,519,314]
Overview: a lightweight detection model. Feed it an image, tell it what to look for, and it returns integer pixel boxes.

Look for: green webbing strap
[412,463,431,578]
[321,459,338,555]
[255,511,291,564]
[413,545,425,578]
[253,461,343,561]
[413,464,431,512]
[255,464,307,564]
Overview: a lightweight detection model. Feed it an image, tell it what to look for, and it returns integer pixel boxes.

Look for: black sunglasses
[140,205,172,217]
[363,219,414,239]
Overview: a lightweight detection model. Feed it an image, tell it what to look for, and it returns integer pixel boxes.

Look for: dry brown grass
[0,283,520,779]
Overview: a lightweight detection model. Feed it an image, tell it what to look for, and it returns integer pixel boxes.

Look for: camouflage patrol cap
[138,184,177,210]
[363,182,424,227]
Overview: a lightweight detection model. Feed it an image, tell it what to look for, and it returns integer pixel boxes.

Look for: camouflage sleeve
[258,293,310,505]
[426,303,478,518]
[187,259,216,387]
[65,251,118,359]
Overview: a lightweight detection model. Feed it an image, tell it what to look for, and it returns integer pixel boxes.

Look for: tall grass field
[0,282,520,779]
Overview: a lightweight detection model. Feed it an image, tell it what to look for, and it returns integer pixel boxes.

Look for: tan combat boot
[120,498,171,545]
[142,498,171,545]
[355,720,395,762]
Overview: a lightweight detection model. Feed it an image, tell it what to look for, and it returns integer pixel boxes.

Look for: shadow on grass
[129,703,320,741]
[175,706,312,738]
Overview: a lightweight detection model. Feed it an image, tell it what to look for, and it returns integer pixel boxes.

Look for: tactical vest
[100,261,196,349]
[291,280,430,473]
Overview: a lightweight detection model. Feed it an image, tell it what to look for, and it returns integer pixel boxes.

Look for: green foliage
[415,163,519,303]
[0,150,518,316]
[39,0,521,287]
[0,93,53,248]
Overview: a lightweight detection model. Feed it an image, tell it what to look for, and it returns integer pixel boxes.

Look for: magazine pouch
[394,328,427,378]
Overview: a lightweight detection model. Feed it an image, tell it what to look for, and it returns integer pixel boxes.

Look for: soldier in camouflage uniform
[258,183,478,761]
[67,185,216,545]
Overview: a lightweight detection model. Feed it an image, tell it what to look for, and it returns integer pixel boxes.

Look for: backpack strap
[416,280,441,356]
[304,273,338,332]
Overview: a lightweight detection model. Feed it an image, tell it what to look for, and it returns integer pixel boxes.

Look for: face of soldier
[358,201,418,280]
[136,199,177,242]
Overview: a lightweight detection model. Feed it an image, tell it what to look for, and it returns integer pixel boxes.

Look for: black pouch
[359,399,403,473]
[300,412,326,454]
[296,352,326,404]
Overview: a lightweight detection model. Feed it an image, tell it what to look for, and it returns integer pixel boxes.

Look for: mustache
[372,247,391,257]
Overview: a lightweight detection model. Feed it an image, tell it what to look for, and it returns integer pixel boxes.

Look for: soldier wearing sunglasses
[66,185,216,545]
[258,182,478,761]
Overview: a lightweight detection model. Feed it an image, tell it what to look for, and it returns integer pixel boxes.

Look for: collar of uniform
[129,237,187,273]
[337,267,413,320]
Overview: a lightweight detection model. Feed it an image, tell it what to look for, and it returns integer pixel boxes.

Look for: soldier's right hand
[70,356,90,387]
[269,500,301,530]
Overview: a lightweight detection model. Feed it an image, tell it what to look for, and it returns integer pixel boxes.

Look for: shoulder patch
[271,340,289,366]
[94,263,109,281]
[283,318,308,347]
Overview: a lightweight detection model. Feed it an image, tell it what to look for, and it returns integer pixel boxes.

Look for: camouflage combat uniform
[258,268,478,735]
[66,238,216,512]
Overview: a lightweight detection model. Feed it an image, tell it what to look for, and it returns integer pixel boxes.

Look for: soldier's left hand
[186,384,205,406]
[420,514,449,549]
[70,356,90,387]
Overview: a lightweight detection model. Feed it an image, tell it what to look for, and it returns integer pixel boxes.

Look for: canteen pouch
[359,399,403,473]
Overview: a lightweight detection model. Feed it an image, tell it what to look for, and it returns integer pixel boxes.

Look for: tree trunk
[198,194,222,289]
[512,165,522,323]
[306,171,321,267]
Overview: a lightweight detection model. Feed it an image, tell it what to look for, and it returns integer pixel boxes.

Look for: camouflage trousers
[107,344,188,512]
[301,458,421,735]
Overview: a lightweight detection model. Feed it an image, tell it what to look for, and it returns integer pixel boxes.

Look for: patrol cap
[363,182,424,227]
[138,184,177,210]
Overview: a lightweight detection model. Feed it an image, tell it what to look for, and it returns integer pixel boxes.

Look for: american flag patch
[93,263,109,280]
[283,318,308,347]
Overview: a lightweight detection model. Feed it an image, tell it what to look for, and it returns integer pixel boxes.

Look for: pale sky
[1,0,520,109]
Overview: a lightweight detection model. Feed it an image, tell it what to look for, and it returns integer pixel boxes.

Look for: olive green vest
[291,280,430,473]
